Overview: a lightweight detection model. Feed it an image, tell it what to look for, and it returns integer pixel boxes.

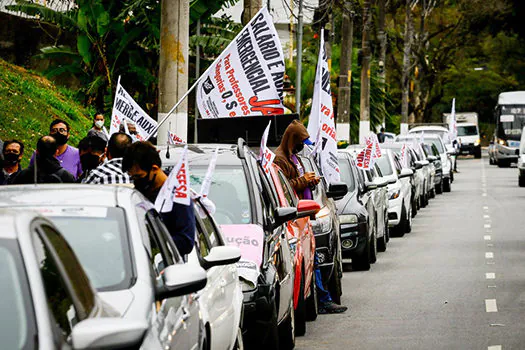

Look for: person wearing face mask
[83,132,132,184]
[0,140,24,185]
[87,113,109,142]
[29,119,82,179]
[122,141,195,256]
[77,135,107,182]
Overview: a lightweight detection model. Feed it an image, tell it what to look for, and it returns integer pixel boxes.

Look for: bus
[493,91,525,167]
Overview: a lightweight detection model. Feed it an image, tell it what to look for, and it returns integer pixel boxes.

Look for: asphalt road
[296,154,525,350]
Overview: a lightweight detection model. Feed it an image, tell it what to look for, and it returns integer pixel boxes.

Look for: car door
[194,202,239,350]
[31,223,99,349]
[393,154,411,209]
[133,197,202,350]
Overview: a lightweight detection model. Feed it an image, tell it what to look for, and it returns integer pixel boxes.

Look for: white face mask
[95,120,104,128]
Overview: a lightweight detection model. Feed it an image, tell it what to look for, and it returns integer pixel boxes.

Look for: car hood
[336,190,361,214]
[98,290,135,316]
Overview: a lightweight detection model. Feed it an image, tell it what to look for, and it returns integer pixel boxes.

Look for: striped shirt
[82,158,131,185]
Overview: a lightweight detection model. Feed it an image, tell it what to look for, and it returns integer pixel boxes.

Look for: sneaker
[318,301,348,314]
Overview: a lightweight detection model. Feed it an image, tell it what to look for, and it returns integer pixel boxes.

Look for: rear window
[337,157,356,193]
[376,155,393,176]
[191,166,252,225]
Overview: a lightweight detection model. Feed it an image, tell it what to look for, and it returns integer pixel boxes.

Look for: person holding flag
[123,141,195,256]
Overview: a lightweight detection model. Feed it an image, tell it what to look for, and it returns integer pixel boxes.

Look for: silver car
[0,209,149,350]
[0,185,209,350]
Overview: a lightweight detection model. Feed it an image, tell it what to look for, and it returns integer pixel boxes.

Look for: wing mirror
[374,178,388,188]
[427,155,438,163]
[273,207,298,228]
[155,263,207,300]
[326,182,348,200]
[297,199,321,219]
[365,182,378,191]
[201,246,241,270]
[399,168,414,179]
[387,178,397,185]
[71,318,148,350]
[414,161,423,170]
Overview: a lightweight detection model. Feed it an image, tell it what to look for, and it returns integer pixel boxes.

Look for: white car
[0,209,147,350]
[0,185,213,350]
[376,149,414,236]
[518,126,525,187]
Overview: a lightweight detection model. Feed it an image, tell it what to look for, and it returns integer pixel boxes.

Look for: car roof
[409,126,448,132]
[0,209,43,239]
[158,143,244,167]
[0,184,125,208]
[397,134,440,140]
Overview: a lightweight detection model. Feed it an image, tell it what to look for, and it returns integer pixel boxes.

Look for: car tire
[233,327,244,350]
[352,224,371,271]
[405,203,412,233]
[498,160,510,168]
[295,271,307,337]
[278,299,295,350]
[489,156,495,165]
[436,180,443,194]
[443,178,451,192]
[519,175,525,187]
[327,250,343,305]
[377,218,387,252]
[396,205,408,237]
[305,271,318,321]
[369,225,377,264]
[411,195,418,218]
[261,300,279,350]
[474,149,482,159]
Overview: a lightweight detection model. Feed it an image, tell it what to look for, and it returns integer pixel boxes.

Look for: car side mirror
[297,199,321,219]
[201,246,241,270]
[156,264,207,300]
[71,318,148,350]
[326,182,348,200]
[366,182,378,191]
[399,168,414,179]
[427,155,437,163]
[374,178,388,188]
[387,178,397,185]
[273,207,298,228]
[414,162,423,170]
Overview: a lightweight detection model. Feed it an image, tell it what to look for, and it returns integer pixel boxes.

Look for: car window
[277,170,297,207]
[0,239,36,350]
[33,228,79,340]
[256,164,277,225]
[376,154,393,176]
[337,156,357,192]
[199,208,222,248]
[195,215,212,258]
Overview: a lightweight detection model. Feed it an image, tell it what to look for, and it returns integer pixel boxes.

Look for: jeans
[315,252,332,304]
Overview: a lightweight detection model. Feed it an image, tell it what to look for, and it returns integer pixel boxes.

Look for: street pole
[295,0,304,115]
[157,0,189,144]
[194,19,201,143]
[336,2,354,142]
[400,0,412,135]
[378,0,387,129]
[359,0,371,144]
[242,0,263,25]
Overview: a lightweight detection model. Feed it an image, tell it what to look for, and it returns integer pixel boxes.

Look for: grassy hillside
[0,58,93,166]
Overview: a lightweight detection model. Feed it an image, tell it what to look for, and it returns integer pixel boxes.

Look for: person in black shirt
[0,140,24,185]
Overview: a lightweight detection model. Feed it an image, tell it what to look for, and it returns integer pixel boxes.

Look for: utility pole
[194,19,201,143]
[378,0,387,129]
[242,0,263,25]
[359,0,372,144]
[158,0,189,144]
[295,0,304,114]
[336,2,354,142]
[400,0,412,135]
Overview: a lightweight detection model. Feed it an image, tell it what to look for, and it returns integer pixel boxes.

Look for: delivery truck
[443,112,481,158]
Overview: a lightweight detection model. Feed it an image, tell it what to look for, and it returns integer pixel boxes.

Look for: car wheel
[450,170,454,182]
[498,160,510,168]
[233,327,244,350]
[260,300,279,350]
[295,271,307,336]
[352,229,371,271]
[305,271,318,321]
[489,156,495,165]
[278,299,295,350]
[394,205,408,237]
[436,180,443,194]
[385,215,390,243]
[369,224,377,264]
[377,218,387,252]
[430,186,436,198]
[443,178,451,192]
[411,195,418,218]
[327,249,343,305]
[519,175,525,187]
[405,203,412,233]
[474,149,482,159]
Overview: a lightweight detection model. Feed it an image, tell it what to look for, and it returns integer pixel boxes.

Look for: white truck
[443,112,481,158]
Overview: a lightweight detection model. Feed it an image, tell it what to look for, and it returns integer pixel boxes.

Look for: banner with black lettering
[307,30,340,184]
[110,80,158,141]
[196,7,285,118]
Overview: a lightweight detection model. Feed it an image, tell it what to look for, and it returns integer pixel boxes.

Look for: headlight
[313,214,332,233]
[389,189,400,200]
[474,139,481,146]
[498,139,507,146]
[339,214,358,225]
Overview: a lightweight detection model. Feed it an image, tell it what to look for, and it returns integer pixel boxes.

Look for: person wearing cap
[274,120,348,314]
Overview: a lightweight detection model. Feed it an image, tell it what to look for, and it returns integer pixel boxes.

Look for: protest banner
[196,7,285,119]
[154,146,190,213]
[259,121,276,175]
[167,130,186,145]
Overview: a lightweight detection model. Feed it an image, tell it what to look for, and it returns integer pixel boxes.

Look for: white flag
[419,130,425,144]
[110,79,158,141]
[369,133,382,158]
[399,143,409,168]
[154,146,190,212]
[197,7,285,119]
[167,130,185,145]
[449,98,457,141]
[306,30,340,184]
[355,138,376,170]
[259,121,276,175]
[200,147,219,197]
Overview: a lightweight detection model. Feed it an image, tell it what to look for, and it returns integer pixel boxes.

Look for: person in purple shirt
[30,119,82,179]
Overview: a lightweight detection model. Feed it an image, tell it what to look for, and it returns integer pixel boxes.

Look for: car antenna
[166,121,171,159]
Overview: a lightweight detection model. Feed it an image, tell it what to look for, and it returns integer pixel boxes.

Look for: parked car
[420,134,451,192]
[299,155,348,305]
[269,163,319,333]
[160,141,296,350]
[336,151,376,270]
[377,149,414,236]
[422,143,443,195]
[518,127,525,186]
[0,209,148,350]
[0,185,210,350]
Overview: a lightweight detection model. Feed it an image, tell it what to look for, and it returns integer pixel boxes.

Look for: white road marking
[486,273,496,279]
[485,299,498,312]
[484,224,491,229]
[484,215,490,219]
[487,243,494,247]
[482,193,487,197]
[483,206,489,210]
[484,235,491,241]
[486,252,494,259]
[488,346,502,350]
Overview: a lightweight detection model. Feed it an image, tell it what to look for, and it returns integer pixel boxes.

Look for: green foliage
[0,58,93,167]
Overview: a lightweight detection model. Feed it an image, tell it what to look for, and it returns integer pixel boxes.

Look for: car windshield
[0,239,36,350]
[425,139,445,153]
[457,125,478,136]
[191,166,252,225]
[31,207,133,292]
[337,157,356,193]
[376,154,394,176]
